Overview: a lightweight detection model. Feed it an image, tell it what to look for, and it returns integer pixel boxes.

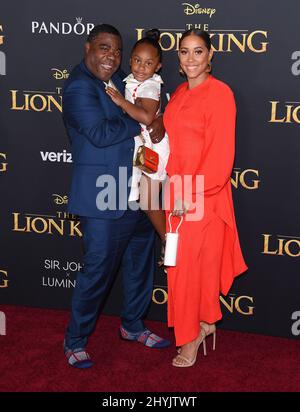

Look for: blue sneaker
[64,346,93,369]
[120,325,171,348]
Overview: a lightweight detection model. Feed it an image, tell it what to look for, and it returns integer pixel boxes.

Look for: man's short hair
[87,24,122,43]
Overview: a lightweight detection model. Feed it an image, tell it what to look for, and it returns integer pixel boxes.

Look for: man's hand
[106,86,125,107]
[147,114,165,144]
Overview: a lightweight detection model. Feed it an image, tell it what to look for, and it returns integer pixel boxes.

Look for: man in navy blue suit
[62,24,170,368]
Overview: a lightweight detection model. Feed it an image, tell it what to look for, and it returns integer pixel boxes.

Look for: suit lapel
[112,72,125,95]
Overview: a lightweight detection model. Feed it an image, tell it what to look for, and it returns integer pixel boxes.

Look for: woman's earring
[179,66,184,75]
[207,62,212,73]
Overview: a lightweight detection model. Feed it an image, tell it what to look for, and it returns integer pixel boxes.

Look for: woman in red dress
[163,30,248,367]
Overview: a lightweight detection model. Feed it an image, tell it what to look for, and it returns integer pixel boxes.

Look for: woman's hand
[106,86,125,107]
[147,114,165,143]
[172,199,190,216]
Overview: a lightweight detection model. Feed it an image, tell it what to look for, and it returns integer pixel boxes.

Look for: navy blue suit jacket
[62,61,141,219]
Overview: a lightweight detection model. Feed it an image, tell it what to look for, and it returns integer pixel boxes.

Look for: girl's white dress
[124,73,170,201]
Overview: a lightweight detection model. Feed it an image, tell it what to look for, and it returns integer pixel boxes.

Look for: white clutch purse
[164,214,183,267]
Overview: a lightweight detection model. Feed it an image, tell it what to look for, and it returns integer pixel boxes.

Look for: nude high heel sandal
[200,322,216,351]
[172,329,207,368]
[176,322,216,356]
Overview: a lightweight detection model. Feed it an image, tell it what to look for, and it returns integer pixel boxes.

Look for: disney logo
[52,194,68,205]
[182,3,216,17]
[51,68,69,80]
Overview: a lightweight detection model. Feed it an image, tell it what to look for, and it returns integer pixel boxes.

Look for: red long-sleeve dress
[163,75,248,346]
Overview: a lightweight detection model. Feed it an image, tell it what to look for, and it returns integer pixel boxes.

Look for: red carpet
[0,305,299,392]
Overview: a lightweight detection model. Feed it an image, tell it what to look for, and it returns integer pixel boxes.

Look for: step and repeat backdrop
[0,1,299,339]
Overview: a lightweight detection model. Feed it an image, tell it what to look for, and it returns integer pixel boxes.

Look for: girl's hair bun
[145,28,160,42]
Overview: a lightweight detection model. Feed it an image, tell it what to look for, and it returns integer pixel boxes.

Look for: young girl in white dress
[106,29,169,264]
